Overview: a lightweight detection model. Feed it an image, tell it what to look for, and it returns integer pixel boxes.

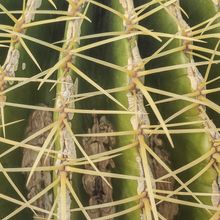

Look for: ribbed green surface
[0,0,219,219]
[0,1,66,219]
[137,0,218,219]
[73,1,141,219]
[180,0,220,129]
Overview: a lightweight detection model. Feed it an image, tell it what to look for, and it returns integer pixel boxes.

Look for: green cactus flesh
[0,0,219,220]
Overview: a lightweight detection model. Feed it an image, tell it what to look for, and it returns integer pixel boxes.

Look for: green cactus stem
[0,0,219,220]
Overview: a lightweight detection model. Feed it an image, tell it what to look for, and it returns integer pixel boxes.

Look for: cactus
[0,0,219,219]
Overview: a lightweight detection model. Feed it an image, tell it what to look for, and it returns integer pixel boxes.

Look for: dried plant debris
[149,135,179,220]
[3,48,20,85]
[82,115,115,219]
[212,176,220,208]
[21,104,53,217]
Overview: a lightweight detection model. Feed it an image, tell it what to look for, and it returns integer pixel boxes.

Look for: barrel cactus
[0,0,219,219]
